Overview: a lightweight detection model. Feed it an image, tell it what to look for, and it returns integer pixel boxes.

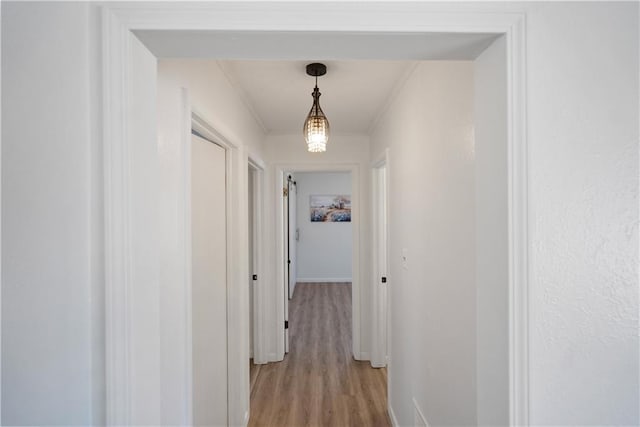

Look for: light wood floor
[249,283,390,427]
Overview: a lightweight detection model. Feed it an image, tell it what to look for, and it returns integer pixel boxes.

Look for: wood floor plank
[249,283,390,427]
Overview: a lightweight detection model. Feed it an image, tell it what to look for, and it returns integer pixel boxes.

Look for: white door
[191,133,227,426]
[248,166,255,360]
[288,177,297,298]
[283,176,290,353]
[380,166,389,363]
[372,163,389,367]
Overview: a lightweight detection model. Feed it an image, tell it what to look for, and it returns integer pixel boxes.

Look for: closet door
[191,133,227,426]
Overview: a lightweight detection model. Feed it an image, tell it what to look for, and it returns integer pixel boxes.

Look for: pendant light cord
[312,76,320,114]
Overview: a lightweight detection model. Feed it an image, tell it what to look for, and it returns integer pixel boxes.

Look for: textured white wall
[371,61,477,426]
[1,2,101,425]
[526,3,639,424]
[295,172,353,282]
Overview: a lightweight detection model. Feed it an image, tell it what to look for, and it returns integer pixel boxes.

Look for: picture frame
[309,195,351,222]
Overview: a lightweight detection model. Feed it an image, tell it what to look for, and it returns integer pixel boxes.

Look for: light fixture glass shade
[304,87,330,152]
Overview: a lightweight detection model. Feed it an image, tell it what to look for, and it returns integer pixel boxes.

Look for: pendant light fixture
[303,63,330,153]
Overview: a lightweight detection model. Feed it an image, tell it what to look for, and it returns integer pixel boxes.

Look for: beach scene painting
[310,195,352,222]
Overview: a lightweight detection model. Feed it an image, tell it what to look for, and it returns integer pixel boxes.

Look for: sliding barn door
[288,179,297,298]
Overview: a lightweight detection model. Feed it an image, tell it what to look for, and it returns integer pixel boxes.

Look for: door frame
[371,149,390,369]
[274,164,361,360]
[102,4,529,426]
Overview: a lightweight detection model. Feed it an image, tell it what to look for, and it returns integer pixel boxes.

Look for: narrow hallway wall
[370,61,477,426]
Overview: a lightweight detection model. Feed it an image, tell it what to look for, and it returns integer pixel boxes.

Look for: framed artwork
[310,195,351,222]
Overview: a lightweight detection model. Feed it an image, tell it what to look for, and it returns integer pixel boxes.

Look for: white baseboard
[388,402,399,427]
[388,399,429,427]
[297,278,352,283]
[412,398,430,427]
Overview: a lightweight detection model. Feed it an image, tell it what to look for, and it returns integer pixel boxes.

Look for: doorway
[105,7,528,424]
[250,168,388,425]
[279,169,357,355]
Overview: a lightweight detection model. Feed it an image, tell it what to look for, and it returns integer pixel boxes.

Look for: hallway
[249,283,390,426]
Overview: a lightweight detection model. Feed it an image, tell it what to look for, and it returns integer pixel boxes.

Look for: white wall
[371,61,477,426]
[158,60,265,161]
[157,60,265,425]
[474,35,508,426]
[295,172,353,283]
[264,133,371,360]
[526,3,639,424]
[1,3,103,425]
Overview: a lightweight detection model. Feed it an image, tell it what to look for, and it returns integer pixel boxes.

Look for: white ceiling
[218,60,414,133]
[135,31,498,61]
[135,30,499,134]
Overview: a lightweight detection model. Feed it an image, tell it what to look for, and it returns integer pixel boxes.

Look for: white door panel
[288,178,297,297]
[191,134,227,426]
